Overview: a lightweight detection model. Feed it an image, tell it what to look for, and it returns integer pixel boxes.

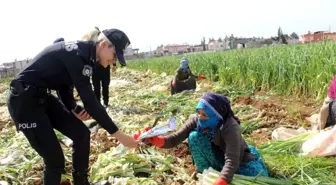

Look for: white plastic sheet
[0,181,9,185]
[301,125,336,157]
[271,127,308,141]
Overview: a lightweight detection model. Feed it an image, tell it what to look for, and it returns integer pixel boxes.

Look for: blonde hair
[81,27,113,46]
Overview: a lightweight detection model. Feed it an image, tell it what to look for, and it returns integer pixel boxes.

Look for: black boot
[72,170,90,185]
[72,170,111,185]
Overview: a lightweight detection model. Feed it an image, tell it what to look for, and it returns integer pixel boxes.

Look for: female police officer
[82,27,117,108]
[7,28,138,185]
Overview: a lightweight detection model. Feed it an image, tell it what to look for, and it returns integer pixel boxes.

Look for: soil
[90,130,120,153]
[60,180,71,185]
[233,94,320,146]
[159,142,195,175]
[234,95,318,126]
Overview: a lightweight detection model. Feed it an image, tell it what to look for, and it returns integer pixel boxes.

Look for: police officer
[81,27,118,108]
[92,61,112,108]
[7,28,139,185]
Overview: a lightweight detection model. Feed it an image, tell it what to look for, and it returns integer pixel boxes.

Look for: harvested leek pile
[0,126,43,184]
[261,152,336,184]
[106,69,254,134]
[259,132,317,153]
[90,147,193,184]
[259,132,336,184]
[0,126,73,185]
[197,167,298,185]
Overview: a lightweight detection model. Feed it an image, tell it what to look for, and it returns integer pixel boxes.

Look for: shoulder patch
[82,65,93,77]
[65,41,78,52]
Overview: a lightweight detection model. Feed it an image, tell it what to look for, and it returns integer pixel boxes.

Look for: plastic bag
[271,127,308,141]
[138,117,176,140]
[112,117,177,156]
[0,181,9,185]
[111,144,128,156]
[301,125,336,157]
[0,151,21,165]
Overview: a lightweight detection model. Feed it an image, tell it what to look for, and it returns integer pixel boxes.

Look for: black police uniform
[6,29,130,185]
[92,63,111,107]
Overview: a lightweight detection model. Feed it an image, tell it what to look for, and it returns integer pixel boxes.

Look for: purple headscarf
[198,92,240,125]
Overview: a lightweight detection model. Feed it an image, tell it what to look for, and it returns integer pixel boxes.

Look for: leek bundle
[259,132,317,153]
[197,167,298,185]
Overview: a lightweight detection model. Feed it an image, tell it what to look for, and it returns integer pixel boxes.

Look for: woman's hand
[113,131,140,148]
[172,80,176,87]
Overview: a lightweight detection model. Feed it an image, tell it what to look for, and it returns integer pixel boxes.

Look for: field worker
[172,57,193,85]
[324,100,336,129]
[82,27,117,108]
[141,92,269,185]
[312,74,336,131]
[171,57,197,95]
[6,28,138,185]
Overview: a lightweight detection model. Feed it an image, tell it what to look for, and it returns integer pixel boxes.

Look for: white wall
[208,41,230,51]
[124,47,134,56]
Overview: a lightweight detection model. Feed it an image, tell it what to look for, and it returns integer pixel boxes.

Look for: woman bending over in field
[170,57,197,95]
[141,92,269,185]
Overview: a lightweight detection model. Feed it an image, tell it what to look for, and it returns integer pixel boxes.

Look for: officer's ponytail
[81,27,101,41]
[81,27,113,46]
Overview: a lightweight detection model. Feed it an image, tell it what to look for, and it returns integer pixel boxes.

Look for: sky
[0,0,335,63]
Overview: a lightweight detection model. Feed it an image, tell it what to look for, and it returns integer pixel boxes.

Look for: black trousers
[170,76,197,95]
[92,68,110,106]
[7,80,90,185]
[326,100,336,128]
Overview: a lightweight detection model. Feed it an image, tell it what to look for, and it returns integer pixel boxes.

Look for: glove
[213,178,228,185]
[133,126,151,140]
[172,80,176,87]
[146,136,165,148]
[197,75,206,80]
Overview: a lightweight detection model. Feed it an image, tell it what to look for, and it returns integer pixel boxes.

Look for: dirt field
[0,69,330,185]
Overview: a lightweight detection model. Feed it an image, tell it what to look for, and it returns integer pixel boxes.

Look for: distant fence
[0,68,17,79]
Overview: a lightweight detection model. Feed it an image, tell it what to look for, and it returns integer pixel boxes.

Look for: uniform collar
[90,42,97,65]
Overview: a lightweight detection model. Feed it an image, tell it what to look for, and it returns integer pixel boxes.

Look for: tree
[281,34,288,44]
[278,27,283,40]
[208,38,215,42]
[290,32,299,39]
[201,37,206,51]
[224,35,229,41]
[218,37,222,42]
[277,27,288,44]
